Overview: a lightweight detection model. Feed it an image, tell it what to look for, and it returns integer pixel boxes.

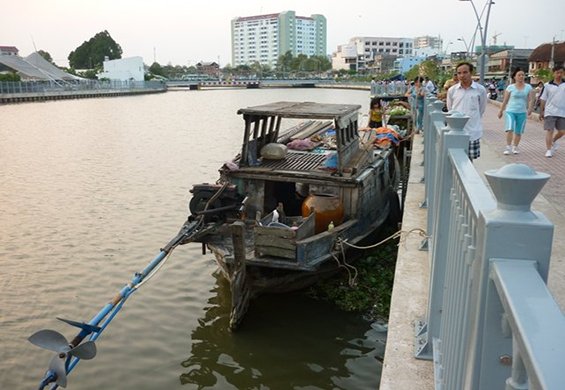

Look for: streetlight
[459,0,495,84]
[458,37,470,57]
[442,41,454,58]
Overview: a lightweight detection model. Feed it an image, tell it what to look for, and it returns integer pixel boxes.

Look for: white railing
[415,96,565,389]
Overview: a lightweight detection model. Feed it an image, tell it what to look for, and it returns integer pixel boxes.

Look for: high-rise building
[231,10,327,67]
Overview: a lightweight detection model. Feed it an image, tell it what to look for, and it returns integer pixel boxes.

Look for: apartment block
[231,10,327,67]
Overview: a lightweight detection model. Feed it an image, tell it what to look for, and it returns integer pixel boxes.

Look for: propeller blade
[57,317,102,334]
[28,329,69,353]
[70,341,97,360]
[48,354,68,388]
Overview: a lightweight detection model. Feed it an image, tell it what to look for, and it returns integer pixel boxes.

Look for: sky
[2,0,563,68]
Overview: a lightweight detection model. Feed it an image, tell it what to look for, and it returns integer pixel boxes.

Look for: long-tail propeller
[28,321,98,388]
[29,218,205,389]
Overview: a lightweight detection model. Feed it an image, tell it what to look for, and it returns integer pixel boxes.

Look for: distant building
[97,57,144,81]
[0,51,81,81]
[369,54,398,74]
[0,46,19,56]
[393,55,427,74]
[487,49,533,78]
[231,10,327,67]
[332,36,413,72]
[195,61,220,77]
[414,36,443,51]
[331,44,359,71]
[528,41,565,74]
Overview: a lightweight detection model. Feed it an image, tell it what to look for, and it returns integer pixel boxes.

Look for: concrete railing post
[422,100,447,246]
[464,164,553,388]
[415,112,470,359]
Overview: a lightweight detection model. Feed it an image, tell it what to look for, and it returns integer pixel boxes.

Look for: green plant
[535,68,553,83]
[306,230,399,320]
[0,72,21,81]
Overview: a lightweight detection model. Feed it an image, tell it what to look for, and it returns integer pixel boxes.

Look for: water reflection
[181,272,387,389]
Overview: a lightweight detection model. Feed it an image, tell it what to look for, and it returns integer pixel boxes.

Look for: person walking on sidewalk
[539,65,565,158]
[447,62,487,160]
[497,68,535,155]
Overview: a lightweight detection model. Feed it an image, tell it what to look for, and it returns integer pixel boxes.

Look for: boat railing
[415,95,565,389]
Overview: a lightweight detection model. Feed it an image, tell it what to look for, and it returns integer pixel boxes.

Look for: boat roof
[237,101,361,119]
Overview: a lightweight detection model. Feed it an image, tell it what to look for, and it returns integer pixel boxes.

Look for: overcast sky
[2,0,563,67]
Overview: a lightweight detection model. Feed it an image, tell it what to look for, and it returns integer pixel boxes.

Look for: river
[0,88,387,389]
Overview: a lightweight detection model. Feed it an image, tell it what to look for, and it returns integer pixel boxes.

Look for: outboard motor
[189,183,243,222]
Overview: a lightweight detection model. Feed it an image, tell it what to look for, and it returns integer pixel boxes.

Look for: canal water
[0,88,387,389]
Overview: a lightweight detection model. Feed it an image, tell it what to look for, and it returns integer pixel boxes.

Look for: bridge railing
[415,97,565,389]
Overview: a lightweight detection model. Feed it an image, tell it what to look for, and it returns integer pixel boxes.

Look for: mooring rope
[331,228,429,287]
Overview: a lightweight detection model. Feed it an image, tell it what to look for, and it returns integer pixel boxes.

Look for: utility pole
[549,37,556,69]
[507,49,513,82]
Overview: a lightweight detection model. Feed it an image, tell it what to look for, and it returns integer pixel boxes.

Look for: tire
[189,191,221,215]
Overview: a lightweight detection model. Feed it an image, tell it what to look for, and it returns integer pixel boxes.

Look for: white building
[414,35,443,50]
[331,44,359,71]
[332,36,413,72]
[97,56,144,81]
[231,10,327,67]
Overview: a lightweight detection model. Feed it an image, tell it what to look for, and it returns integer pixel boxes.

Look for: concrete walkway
[379,101,565,389]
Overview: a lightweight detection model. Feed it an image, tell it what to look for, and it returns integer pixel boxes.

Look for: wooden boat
[185,101,401,329]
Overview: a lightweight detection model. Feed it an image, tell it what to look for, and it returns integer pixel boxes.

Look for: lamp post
[459,0,495,84]
[444,41,454,57]
[458,37,470,57]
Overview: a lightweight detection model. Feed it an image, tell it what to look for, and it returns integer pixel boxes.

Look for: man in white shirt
[424,77,436,94]
[446,62,488,160]
[539,65,565,158]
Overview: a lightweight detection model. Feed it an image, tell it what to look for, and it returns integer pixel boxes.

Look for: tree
[276,51,294,73]
[68,30,122,69]
[149,62,165,77]
[535,68,553,83]
[275,52,332,75]
[37,50,54,64]
[405,60,440,81]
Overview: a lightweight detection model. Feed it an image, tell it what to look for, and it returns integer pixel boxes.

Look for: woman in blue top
[405,76,426,131]
[497,68,535,154]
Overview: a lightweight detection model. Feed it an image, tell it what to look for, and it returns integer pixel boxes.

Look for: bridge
[165,78,334,90]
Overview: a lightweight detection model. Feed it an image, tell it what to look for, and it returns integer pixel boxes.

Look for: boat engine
[189,183,243,222]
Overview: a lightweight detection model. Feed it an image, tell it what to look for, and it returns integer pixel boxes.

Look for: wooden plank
[255,245,296,260]
[295,213,315,240]
[237,102,361,119]
[255,235,296,250]
[255,226,296,240]
[290,120,333,140]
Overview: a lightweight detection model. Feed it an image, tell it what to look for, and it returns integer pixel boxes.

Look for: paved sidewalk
[479,101,565,307]
[482,102,565,206]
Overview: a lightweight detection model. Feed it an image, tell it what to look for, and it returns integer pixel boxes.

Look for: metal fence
[415,96,565,389]
[0,80,166,95]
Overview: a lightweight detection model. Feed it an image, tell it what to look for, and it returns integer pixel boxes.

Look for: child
[368,97,383,128]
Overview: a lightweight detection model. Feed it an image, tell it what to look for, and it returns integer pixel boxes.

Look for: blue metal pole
[37,218,203,389]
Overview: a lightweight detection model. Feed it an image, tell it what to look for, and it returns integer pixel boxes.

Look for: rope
[330,227,428,288]
[337,227,428,251]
